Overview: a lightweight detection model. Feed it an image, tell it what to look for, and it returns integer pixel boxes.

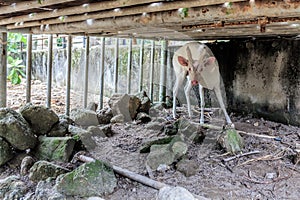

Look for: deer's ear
[178,56,188,66]
[204,57,216,66]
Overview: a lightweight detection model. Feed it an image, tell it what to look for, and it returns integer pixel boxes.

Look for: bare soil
[2,80,300,200]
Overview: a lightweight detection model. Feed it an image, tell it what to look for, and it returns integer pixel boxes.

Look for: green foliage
[7,33,27,85]
[7,57,25,84]
[179,8,189,19]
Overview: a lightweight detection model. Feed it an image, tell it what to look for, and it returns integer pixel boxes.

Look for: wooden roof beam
[26,1,300,35]
[0,0,76,15]
[0,0,164,26]
[6,0,247,29]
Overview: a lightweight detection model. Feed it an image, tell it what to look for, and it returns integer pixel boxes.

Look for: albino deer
[172,42,233,126]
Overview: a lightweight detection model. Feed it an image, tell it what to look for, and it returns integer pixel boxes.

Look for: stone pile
[0,90,205,200]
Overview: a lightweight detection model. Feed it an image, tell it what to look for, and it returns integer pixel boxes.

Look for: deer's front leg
[173,73,186,119]
[199,84,205,124]
[184,80,193,118]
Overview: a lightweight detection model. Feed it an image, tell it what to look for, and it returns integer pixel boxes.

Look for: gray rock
[110,114,124,123]
[128,95,141,119]
[157,186,195,200]
[145,121,164,131]
[135,91,151,114]
[34,178,65,200]
[0,137,13,166]
[136,112,151,123]
[0,175,27,200]
[176,159,199,177]
[29,160,69,182]
[139,136,175,153]
[108,94,132,122]
[20,156,35,176]
[35,136,75,162]
[146,145,176,170]
[99,124,114,137]
[87,126,106,138]
[0,108,37,150]
[108,94,141,121]
[70,108,99,127]
[177,118,205,143]
[55,160,117,197]
[86,102,98,111]
[97,107,113,124]
[19,103,59,135]
[69,125,102,150]
[48,120,68,137]
[48,115,73,137]
[171,141,188,160]
[163,124,178,136]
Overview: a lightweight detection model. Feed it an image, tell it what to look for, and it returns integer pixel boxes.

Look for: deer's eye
[188,68,191,71]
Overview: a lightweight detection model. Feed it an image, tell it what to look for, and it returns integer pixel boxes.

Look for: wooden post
[159,40,168,102]
[138,39,144,92]
[26,34,32,103]
[99,37,105,109]
[46,34,53,108]
[83,36,90,108]
[65,35,72,116]
[0,32,7,107]
[114,38,119,93]
[149,40,155,101]
[127,38,132,94]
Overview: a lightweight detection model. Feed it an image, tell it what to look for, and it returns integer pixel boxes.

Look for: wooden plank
[6,0,248,29]
[0,0,163,26]
[27,1,300,36]
[0,0,76,15]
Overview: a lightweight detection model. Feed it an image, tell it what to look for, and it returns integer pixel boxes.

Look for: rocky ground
[2,79,300,200]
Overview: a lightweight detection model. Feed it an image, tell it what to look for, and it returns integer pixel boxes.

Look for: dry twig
[222,150,261,162]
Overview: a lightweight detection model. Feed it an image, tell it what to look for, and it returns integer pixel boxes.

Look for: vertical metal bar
[127,38,132,94]
[149,40,155,101]
[83,36,90,108]
[65,35,72,116]
[159,40,168,102]
[46,34,53,108]
[0,32,7,107]
[138,39,144,92]
[26,34,32,103]
[113,38,119,93]
[99,37,105,110]
[166,46,172,97]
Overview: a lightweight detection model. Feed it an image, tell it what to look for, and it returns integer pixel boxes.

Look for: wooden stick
[237,130,278,139]
[223,150,261,162]
[77,154,167,190]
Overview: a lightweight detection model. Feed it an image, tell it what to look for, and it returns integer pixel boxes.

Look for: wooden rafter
[6,0,247,29]
[0,0,76,15]
[0,0,163,26]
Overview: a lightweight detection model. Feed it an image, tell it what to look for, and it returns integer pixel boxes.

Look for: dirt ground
[2,80,300,200]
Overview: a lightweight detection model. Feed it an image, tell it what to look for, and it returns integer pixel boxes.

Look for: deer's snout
[191,80,198,85]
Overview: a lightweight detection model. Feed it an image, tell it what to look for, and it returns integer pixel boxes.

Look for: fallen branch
[194,122,279,140]
[76,154,167,190]
[222,150,261,162]
[237,130,278,139]
[75,154,210,200]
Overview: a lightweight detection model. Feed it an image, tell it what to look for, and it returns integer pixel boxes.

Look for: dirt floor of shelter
[3,80,300,200]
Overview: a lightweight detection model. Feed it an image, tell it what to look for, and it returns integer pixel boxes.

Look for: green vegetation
[7,33,27,85]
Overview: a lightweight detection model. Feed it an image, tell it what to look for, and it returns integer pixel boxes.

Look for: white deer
[172,42,233,126]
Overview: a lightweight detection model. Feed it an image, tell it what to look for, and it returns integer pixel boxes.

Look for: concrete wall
[208,39,300,126]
